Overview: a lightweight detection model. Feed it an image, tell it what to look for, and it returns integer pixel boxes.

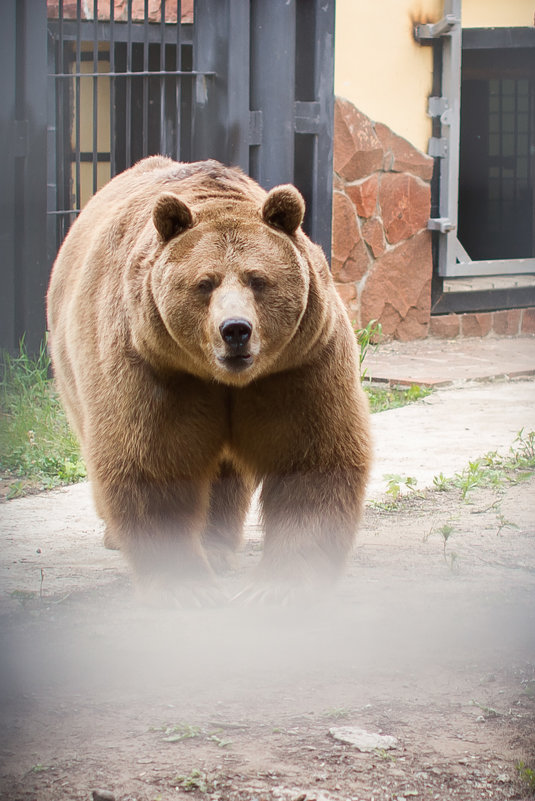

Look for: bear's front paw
[231,579,322,608]
[136,576,228,610]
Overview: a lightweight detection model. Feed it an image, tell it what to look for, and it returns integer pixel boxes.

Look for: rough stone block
[461,313,493,338]
[359,231,432,340]
[379,173,431,245]
[375,122,434,181]
[334,99,384,182]
[493,310,521,336]
[346,175,379,218]
[331,191,370,282]
[361,216,386,258]
[429,314,460,339]
[521,308,535,334]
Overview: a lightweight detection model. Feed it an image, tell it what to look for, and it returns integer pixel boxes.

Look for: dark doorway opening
[458,48,534,261]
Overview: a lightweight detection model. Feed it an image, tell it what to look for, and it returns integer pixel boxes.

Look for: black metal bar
[75,0,82,212]
[126,0,132,166]
[159,0,166,154]
[226,0,250,171]
[0,0,17,351]
[191,0,230,164]
[175,0,182,160]
[308,0,335,257]
[92,0,98,194]
[17,0,49,352]
[52,69,206,78]
[47,11,59,274]
[143,0,149,158]
[109,0,116,177]
[250,0,296,188]
[56,0,66,244]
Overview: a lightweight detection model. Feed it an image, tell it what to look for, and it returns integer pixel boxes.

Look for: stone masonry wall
[430,308,535,338]
[332,97,434,340]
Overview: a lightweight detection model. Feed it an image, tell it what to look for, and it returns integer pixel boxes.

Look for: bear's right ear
[153,193,195,241]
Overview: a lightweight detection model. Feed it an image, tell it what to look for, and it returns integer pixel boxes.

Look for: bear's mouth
[218,354,253,372]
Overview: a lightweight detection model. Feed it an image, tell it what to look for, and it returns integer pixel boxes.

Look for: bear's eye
[197,278,214,294]
[248,275,267,293]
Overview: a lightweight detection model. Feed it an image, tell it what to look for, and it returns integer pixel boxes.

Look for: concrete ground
[365,334,535,387]
[364,334,535,494]
[0,335,534,604]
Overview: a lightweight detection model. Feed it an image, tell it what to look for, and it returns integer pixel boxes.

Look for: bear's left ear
[262,185,305,235]
[153,193,195,241]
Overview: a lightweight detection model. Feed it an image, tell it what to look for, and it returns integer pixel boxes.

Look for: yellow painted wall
[463,0,533,29]
[334,0,534,154]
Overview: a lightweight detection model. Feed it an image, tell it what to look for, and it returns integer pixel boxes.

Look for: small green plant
[432,472,450,492]
[450,430,535,500]
[207,733,233,748]
[438,523,458,570]
[174,769,213,793]
[355,318,383,379]
[161,723,203,742]
[0,338,86,493]
[28,763,50,774]
[516,761,535,794]
[384,473,419,502]
[424,519,460,570]
[323,707,352,720]
[10,589,39,607]
[471,699,500,719]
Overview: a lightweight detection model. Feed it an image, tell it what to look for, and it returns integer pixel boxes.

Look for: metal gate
[1,0,335,353]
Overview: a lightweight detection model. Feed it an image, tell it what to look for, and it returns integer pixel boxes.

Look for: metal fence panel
[2,0,335,352]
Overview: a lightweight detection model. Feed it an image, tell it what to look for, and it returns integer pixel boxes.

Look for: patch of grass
[174,769,213,793]
[0,338,86,494]
[155,721,233,749]
[365,383,432,414]
[433,429,535,500]
[323,706,352,720]
[384,473,419,502]
[161,723,203,742]
[372,473,421,510]
[516,761,535,795]
[355,320,433,412]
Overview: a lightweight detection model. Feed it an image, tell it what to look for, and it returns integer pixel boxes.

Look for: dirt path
[1,472,534,801]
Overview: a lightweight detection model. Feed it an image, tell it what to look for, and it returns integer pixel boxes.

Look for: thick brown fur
[47,156,371,605]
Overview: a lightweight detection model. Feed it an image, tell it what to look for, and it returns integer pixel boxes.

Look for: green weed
[516,761,535,794]
[0,338,86,492]
[156,721,233,749]
[161,723,203,742]
[384,473,419,502]
[433,472,450,492]
[433,430,535,501]
[471,699,500,719]
[323,707,352,720]
[174,769,213,793]
[355,319,382,379]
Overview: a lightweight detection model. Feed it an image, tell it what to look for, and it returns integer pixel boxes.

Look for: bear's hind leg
[202,460,255,574]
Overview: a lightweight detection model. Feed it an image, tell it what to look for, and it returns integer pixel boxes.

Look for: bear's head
[147,185,311,386]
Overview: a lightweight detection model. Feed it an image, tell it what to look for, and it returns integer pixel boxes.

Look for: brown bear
[47,156,371,606]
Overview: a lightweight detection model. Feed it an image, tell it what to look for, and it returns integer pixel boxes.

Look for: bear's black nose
[219,319,252,348]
